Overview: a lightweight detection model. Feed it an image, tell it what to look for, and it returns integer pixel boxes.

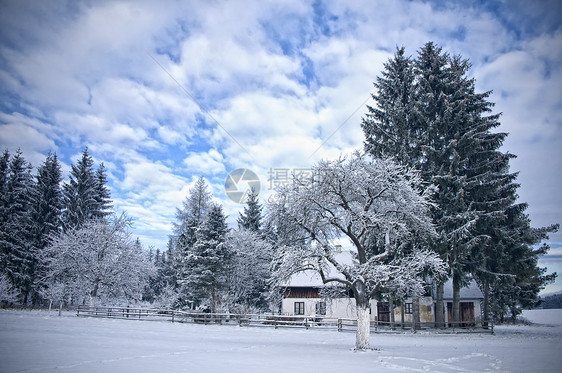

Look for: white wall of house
[282,297,392,321]
[392,296,435,323]
[282,295,482,325]
[281,297,358,319]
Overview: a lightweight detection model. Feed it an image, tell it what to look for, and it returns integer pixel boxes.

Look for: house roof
[285,250,354,287]
[442,279,484,300]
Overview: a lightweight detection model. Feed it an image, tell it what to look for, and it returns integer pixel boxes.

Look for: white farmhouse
[281,261,484,327]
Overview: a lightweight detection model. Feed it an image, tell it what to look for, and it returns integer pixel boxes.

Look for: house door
[377,302,390,323]
[447,302,475,327]
[460,302,475,327]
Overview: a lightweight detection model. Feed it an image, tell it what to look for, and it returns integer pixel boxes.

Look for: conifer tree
[0,150,35,304]
[237,188,262,232]
[62,148,111,230]
[172,177,212,308]
[94,163,112,219]
[32,153,63,240]
[362,46,419,164]
[0,150,10,250]
[30,152,63,303]
[181,204,229,312]
[62,148,97,229]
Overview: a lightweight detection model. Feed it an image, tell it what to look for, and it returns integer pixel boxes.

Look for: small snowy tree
[237,188,263,232]
[43,215,153,306]
[226,228,273,312]
[268,153,446,350]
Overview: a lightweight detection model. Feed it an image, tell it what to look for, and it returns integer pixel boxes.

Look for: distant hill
[539,293,562,309]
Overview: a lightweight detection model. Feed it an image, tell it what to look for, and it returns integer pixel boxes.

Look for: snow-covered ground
[1,309,561,373]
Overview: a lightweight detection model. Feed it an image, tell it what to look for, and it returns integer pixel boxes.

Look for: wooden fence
[76,305,493,333]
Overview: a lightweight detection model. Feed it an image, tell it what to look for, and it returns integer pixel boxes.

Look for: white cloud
[183,149,226,175]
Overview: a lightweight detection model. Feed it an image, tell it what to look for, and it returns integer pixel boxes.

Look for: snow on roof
[442,279,484,299]
[285,250,354,287]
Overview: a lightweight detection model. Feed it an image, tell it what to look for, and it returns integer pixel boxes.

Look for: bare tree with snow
[267,152,446,350]
[42,215,153,307]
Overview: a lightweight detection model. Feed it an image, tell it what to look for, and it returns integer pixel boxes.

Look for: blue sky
[1,0,561,293]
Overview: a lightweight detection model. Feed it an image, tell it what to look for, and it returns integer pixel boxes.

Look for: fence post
[172,311,175,323]
[338,319,342,332]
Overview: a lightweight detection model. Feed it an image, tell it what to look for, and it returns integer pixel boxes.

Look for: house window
[404,303,413,314]
[316,301,326,315]
[294,302,305,315]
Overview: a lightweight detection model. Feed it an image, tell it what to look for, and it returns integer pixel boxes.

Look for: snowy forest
[0,43,558,332]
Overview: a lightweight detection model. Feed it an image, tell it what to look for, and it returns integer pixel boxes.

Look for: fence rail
[76,306,493,333]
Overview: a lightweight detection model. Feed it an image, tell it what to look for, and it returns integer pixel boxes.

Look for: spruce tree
[93,163,112,219]
[174,177,212,245]
[0,150,35,304]
[32,153,63,244]
[62,148,111,230]
[237,188,262,232]
[172,177,212,308]
[362,46,420,165]
[62,148,97,229]
[477,202,558,323]
[0,150,10,251]
[30,152,63,303]
[181,204,229,312]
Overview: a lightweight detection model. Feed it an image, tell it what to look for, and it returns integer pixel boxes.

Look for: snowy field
[1,309,561,373]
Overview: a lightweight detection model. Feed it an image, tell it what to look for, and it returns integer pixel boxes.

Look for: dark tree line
[0,148,114,306]
[362,42,558,323]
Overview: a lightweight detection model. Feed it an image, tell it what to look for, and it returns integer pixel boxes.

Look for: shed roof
[442,279,484,300]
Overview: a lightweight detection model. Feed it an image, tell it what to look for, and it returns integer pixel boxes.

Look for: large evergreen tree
[362,42,558,324]
[30,152,63,303]
[0,150,35,304]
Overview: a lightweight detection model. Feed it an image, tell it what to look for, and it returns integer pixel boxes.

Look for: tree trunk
[452,271,461,324]
[89,279,99,307]
[354,283,371,350]
[356,304,371,350]
[483,279,490,328]
[435,281,444,328]
[400,299,405,328]
[389,296,395,329]
[412,296,420,331]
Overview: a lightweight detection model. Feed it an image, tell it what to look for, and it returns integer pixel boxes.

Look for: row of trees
[0,148,149,307]
[0,147,273,313]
